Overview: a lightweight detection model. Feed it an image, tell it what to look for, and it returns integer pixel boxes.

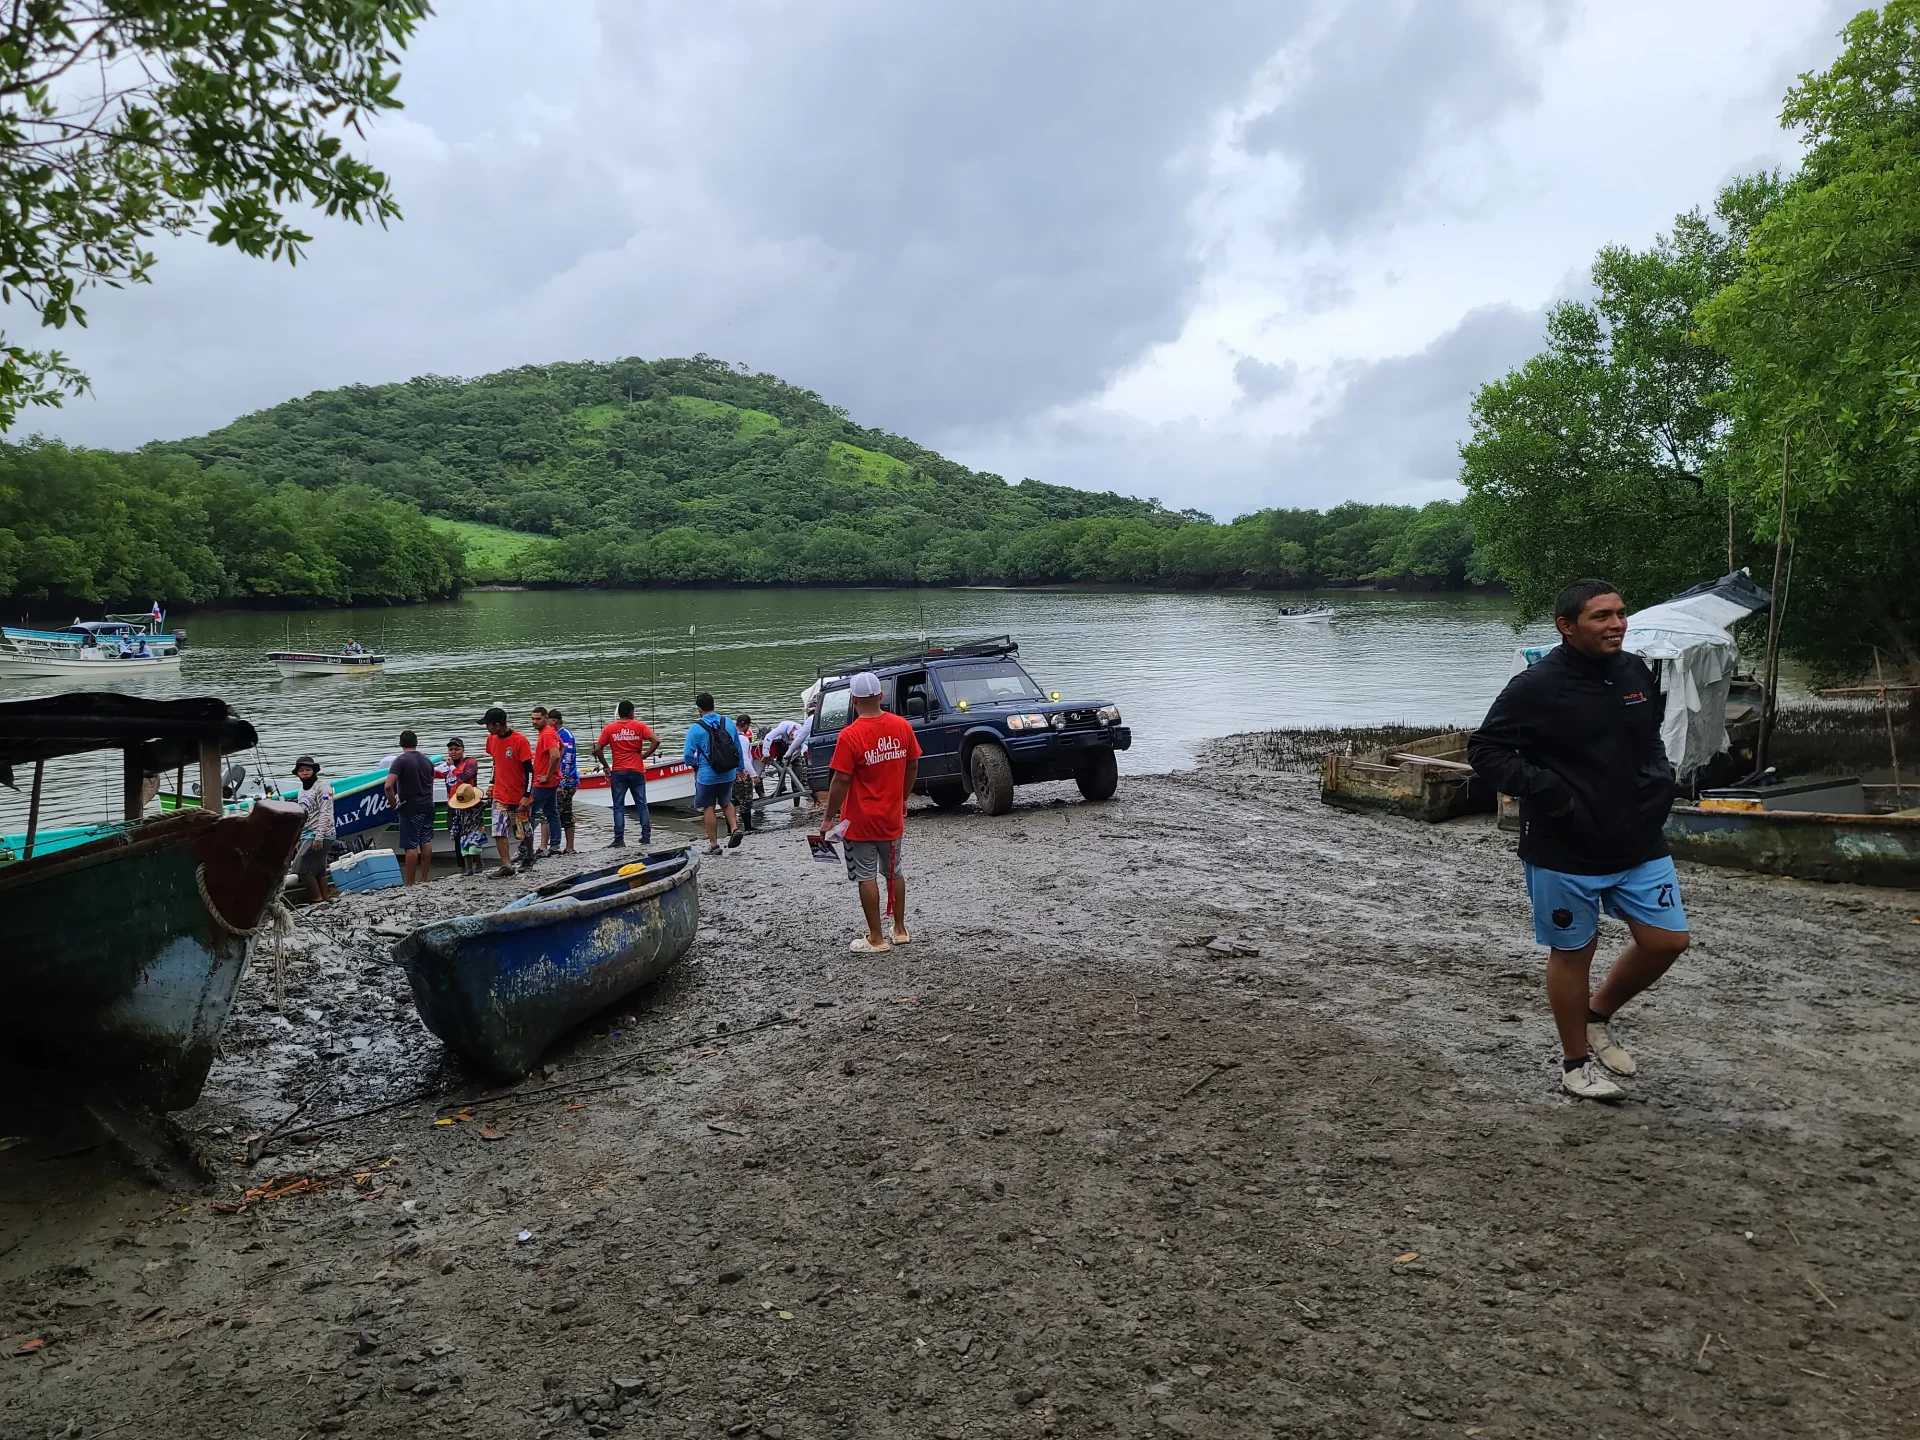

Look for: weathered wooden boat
[1321,730,1493,822]
[266,648,386,677]
[1665,779,1920,888]
[0,694,304,1110]
[393,847,701,1081]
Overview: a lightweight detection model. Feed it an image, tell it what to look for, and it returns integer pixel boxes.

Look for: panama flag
[151,601,162,621]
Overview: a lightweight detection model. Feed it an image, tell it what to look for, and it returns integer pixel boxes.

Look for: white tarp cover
[1508,572,1771,778]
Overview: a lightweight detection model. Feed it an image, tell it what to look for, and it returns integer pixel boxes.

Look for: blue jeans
[608,769,650,844]
[529,786,562,852]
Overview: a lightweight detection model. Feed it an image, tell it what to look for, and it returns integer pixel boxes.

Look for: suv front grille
[1059,709,1100,731]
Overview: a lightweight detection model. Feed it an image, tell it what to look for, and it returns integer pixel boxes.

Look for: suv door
[907,666,962,782]
[805,685,852,781]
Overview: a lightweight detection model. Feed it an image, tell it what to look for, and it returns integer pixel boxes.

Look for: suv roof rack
[817,634,1018,678]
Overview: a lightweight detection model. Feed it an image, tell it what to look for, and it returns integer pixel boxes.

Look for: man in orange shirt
[528,705,565,860]
[820,671,921,952]
[593,699,660,848]
[482,705,535,877]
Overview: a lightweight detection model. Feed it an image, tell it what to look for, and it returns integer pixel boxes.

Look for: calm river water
[3,588,1552,832]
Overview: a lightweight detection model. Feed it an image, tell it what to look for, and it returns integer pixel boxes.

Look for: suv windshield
[936,661,1045,707]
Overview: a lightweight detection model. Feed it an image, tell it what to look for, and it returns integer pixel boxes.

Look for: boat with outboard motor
[0,614,183,674]
[1275,604,1333,623]
[267,646,386,677]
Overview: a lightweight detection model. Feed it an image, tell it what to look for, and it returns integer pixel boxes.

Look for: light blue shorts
[1524,856,1688,949]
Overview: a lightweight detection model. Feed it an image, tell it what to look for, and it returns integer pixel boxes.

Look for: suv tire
[927,781,969,810]
[969,744,1015,816]
[1076,749,1119,802]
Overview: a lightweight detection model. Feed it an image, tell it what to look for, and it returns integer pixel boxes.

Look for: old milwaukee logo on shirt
[829,712,924,843]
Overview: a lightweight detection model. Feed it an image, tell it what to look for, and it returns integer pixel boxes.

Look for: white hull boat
[267,650,387,677]
[574,760,702,812]
[1275,606,1334,623]
[0,649,180,676]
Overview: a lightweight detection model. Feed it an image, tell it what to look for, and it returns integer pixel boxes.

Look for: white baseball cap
[849,671,883,697]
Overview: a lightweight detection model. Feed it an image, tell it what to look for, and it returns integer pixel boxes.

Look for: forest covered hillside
[153,355,1485,591]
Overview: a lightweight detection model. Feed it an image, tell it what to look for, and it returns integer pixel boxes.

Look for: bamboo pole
[23,759,43,859]
[1753,433,1794,776]
[1875,648,1903,798]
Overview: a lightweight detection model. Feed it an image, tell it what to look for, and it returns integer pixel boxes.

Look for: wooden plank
[199,740,223,809]
[123,746,145,821]
[1384,753,1474,772]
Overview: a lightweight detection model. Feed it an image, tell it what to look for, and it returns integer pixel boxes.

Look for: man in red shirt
[820,671,921,952]
[528,705,565,859]
[593,700,660,849]
[482,705,535,877]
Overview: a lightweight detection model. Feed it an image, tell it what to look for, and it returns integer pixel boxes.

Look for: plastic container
[330,848,404,893]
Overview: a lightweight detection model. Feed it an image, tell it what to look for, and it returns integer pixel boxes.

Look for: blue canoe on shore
[392,848,701,1081]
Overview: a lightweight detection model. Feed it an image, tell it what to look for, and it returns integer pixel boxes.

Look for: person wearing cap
[820,671,921,952]
[731,713,760,834]
[290,756,336,904]
[436,738,486,877]
[683,692,744,856]
[481,706,535,877]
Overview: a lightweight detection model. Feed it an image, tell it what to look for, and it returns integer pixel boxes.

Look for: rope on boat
[196,864,298,1010]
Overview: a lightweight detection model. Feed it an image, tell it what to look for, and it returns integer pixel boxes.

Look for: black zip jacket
[1468,644,1675,875]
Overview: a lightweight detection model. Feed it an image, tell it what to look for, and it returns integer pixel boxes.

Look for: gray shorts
[844,837,904,884]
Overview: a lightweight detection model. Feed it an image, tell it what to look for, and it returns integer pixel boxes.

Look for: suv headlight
[1050,713,1067,731]
[1098,705,1122,725]
[1007,713,1049,731]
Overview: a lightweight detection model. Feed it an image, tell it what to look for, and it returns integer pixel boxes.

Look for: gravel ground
[2,751,1917,1439]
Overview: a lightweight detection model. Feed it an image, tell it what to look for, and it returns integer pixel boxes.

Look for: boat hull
[1666,805,1920,888]
[0,800,305,1110]
[267,651,385,677]
[1321,730,1491,823]
[574,762,702,811]
[394,849,701,1081]
[0,652,180,675]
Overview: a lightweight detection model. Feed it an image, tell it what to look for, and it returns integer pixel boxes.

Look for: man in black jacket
[1469,579,1691,1101]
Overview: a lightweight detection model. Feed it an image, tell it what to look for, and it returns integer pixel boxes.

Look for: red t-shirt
[597,719,656,772]
[829,713,922,841]
[531,726,564,789]
[487,730,534,805]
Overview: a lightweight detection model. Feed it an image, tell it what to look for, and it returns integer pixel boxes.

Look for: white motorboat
[1275,605,1334,623]
[0,615,182,674]
[267,649,387,677]
[573,759,702,812]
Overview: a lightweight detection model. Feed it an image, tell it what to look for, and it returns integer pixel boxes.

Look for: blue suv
[803,637,1131,815]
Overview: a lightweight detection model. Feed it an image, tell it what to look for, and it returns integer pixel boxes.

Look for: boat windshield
[936,661,1045,707]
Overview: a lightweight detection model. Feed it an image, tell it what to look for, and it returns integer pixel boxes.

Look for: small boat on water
[574,757,702,812]
[1276,604,1333,623]
[393,848,701,1081]
[0,615,183,675]
[0,693,304,1111]
[158,754,451,852]
[267,647,386,677]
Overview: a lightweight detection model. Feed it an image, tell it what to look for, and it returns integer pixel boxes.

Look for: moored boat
[393,848,701,1081]
[0,693,304,1111]
[1321,730,1492,822]
[159,755,451,851]
[267,648,386,677]
[573,757,702,811]
[1665,778,1920,888]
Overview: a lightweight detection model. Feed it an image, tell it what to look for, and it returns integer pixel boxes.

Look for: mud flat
[3,747,1917,1439]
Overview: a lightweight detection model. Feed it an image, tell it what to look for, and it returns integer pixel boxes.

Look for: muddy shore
[3,745,1917,1439]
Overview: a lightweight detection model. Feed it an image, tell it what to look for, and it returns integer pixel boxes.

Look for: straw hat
[448,782,483,810]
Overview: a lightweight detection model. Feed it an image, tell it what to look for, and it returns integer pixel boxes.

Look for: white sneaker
[1561,1058,1624,1101]
[1586,1020,1637,1076]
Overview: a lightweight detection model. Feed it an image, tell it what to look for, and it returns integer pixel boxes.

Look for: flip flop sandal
[889,930,913,945]
[849,937,892,953]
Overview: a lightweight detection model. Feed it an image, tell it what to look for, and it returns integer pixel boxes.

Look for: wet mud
[3,753,1917,1438]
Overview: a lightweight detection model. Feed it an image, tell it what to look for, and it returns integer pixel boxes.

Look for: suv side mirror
[905,696,927,719]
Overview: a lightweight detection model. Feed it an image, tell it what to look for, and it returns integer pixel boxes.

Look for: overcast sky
[32,0,1853,519]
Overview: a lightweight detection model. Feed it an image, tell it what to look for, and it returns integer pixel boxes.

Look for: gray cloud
[1242,0,1569,238]
[1233,355,1300,404]
[952,301,1547,518]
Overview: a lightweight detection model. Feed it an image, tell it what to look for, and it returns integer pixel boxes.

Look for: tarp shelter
[1510,572,1771,779]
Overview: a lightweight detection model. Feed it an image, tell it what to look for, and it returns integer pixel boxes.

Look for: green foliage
[1463,2,1920,672]
[156,354,1489,591]
[0,0,430,428]
[0,439,461,604]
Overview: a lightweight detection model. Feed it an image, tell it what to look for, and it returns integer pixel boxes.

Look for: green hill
[154,355,1484,589]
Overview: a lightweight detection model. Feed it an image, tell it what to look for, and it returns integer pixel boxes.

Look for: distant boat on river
[1275,604,1333,623]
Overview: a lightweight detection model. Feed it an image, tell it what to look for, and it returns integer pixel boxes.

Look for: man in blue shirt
[549,707,580,856]
[684,691,744,856]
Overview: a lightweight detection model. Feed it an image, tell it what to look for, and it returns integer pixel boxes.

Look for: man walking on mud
[820,671,921,952]
[1469,579,1690,1101]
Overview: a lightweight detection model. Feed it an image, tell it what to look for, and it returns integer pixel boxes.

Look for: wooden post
[123,746,145,821]
[199,741,223,809]
[23,759,43,859]
[1876,647,1903,799]
[1753,433,1793,776]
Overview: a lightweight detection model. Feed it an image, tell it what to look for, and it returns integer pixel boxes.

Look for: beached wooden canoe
[4,800,305,1110]
[393,848,701,1081]
[1665,802,1920,888]
[1321,730,1493,823]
